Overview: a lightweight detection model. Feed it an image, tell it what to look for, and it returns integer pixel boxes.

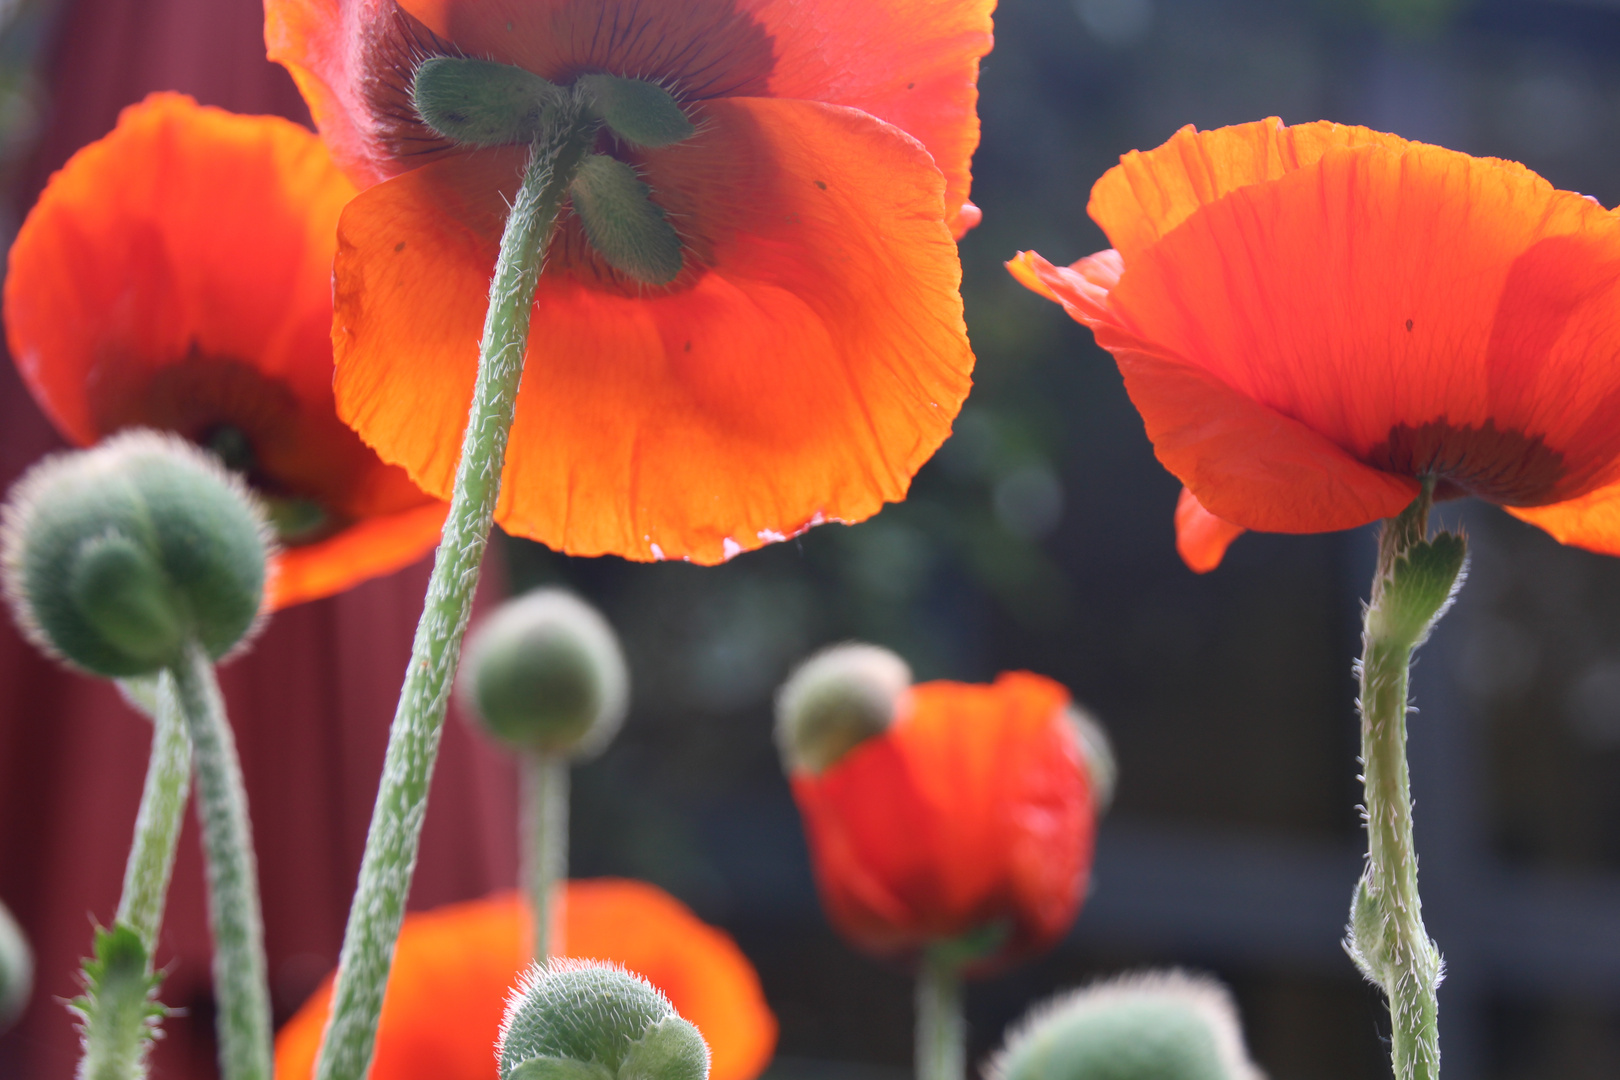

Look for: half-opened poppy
[264,0,989,564]
[4,92,447,608]
[789,672,1093,976]
[273,879,777,1080]
[1010,118,1620,572]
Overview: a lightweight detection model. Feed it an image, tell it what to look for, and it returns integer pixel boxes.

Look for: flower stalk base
[173,641,271,1080]
[1345,479,1465,1080]
[313,115,593,1080]
[915,950,964,1080]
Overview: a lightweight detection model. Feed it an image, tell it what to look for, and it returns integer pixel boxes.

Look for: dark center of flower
[202,425,332,544]
[1369,419,1568,506]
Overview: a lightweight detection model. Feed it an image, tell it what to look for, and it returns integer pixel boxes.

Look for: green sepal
[71,923,166,1080]
[1345,875,1392,990]
[577,74,694,148]
[508,1057,616,1080]
[569,154,683,285]
[1369,531,1467,649]
[618,1017,710,1080]
[69,532,184,670]
[413,57,563,147]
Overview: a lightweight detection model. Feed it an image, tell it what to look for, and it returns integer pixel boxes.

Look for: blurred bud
[1064,704,1116,816]
[498,959,710,1080]
[774,643,911,774]
[988,970,1265,1080]
[1,430,271,678]
[0,898,31,1031]
[460,589,629,758]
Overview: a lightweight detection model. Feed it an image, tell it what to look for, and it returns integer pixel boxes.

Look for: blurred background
[5,0,1620,1078]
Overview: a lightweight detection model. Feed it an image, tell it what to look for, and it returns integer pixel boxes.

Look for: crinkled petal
[1174,486,1245,573]
[331,97,972,563]
[1507,479,1620,557]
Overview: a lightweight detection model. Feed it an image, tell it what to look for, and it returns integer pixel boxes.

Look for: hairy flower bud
[0,898,31,1031]
[775,643,911,775]
[498,960,710,1080]
[988,971,1265,1080]
[1,431,272,677]
[460,589,629,758]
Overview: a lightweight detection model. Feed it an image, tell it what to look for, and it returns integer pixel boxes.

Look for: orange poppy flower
[789,672,1094,976]
[273,879,777,1080]
[4,92,447,609]
[1010,118,1620,572]
[264,0,989,564]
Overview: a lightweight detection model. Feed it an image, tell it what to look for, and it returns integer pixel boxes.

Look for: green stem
[915,949,964,1080]
[116,672,191,950]
[172,641,270,1080]
[522,753,569,960]
[1355,480,1444,1080]
[314,116,593,1080]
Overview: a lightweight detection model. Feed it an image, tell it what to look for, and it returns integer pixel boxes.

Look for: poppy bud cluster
[1,430,271,678]
[459,589,629,758]
[989,971,1264,1080]
[498,960,710,1080]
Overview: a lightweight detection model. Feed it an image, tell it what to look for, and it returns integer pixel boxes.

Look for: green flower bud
[1,431,272,678]
[775,643,911,774]
[412,57,564,147]
[577,74,695,149]
[570,153,684,286]
[1064,704,1117,816]
[0,898,31,1031]
[988,971,1265,1080]
[498,960,710,1080]
[460,589,629,758]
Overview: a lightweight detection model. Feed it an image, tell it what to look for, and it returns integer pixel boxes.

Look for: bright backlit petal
[1174,486,1246,574]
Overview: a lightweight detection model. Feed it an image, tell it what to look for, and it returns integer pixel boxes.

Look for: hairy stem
[522,753,569,960]
[1356,481,1444,1080]
[314,115,592,1080]
[915,949,964,1080]
[116,672,191,950]
[172,642,270,1080]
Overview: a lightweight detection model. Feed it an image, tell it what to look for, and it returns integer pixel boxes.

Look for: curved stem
[1355,482,1444,1080]
[116,672,191,950]
[173,641,271,1080]
[314,116,593,1080]
[915,949,964,1080]
[522,753,569,960]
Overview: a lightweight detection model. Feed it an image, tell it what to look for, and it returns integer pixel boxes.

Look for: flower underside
[1371,419,1571,507]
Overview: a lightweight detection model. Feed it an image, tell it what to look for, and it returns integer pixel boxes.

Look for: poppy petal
[273,882,776,1080]
[269,501,447,609]
[331,96,972,563]
[1507,480,1620,557]
[1174,486,1245,573]
[392,0,993,237]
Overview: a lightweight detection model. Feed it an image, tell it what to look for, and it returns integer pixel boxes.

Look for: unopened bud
[1064,704,1116,816]
[570,153,683,285]
[1,431,271,678]
[988,971,1265,1080]
[775,643,910,774]
[412,57,563,147]
[460,589,629,758]
[498,960,709,1080]
[0,898,31,1031]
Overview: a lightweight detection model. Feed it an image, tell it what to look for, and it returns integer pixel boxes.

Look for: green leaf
[569,154,683,285]
[72,923,166,1080]
[412,57,562,147]
[1371,530,1468,648]
[578,74,695,148]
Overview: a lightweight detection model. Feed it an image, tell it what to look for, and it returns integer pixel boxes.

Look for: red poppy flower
[789,672,1093,975]
[4,92,447,609]
[273,879,777,1080]
[1010,118,1620,572]
[263,0,989,564]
